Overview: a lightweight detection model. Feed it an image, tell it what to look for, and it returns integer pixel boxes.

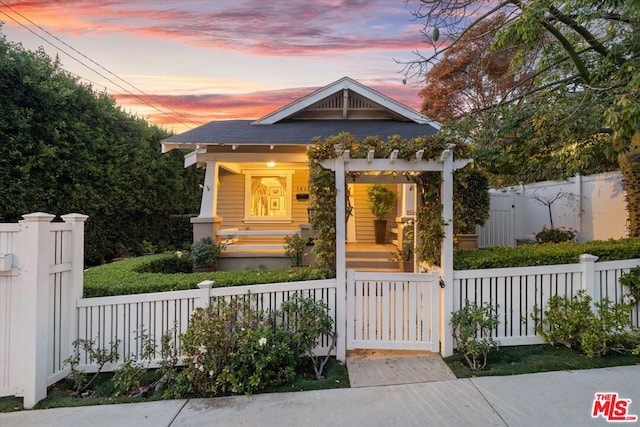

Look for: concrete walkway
[1,365,638,427]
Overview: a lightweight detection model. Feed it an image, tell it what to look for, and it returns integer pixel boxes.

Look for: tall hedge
[0,29,202,264]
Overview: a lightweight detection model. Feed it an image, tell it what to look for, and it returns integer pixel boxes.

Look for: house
[161,77,440,270]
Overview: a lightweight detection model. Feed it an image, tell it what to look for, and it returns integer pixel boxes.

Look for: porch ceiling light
[266,161,276,167]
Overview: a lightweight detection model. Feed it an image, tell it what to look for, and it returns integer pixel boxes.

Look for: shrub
[134,254,193,273]
[84,253,329,297]
[535,226,577,243]
[620,265,640,302]
[450,301,500,370]
[534,290,639,357]
[453,169,490,234]
[454,238,640,270]
[190,237,225,270]
[280,294,337,379]
[175,296,299,396]
[283,233,307,267]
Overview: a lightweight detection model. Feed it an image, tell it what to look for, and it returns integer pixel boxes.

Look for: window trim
[243,169,294,223]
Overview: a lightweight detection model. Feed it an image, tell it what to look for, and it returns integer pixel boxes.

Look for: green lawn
[444,344,640,378]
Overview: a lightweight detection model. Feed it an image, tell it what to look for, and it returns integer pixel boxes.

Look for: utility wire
[0,1,198,129]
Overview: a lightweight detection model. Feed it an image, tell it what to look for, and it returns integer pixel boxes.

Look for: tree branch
[539,19,591,83]
[547,6,609,57]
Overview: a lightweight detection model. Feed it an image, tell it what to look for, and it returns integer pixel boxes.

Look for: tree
[419,13,534,123]
[0,28,203,263]
[407,0,640,234]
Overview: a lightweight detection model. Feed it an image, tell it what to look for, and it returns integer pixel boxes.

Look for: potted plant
[453,169,490,249]
[367,184,396,244]
[190,237,225,272]
[391,220,414,272]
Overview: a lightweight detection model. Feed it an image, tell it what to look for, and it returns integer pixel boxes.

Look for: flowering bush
[535,226,577,243]
[176,296,299,396]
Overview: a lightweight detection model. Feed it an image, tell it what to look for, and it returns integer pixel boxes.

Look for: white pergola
[320,146,472,357]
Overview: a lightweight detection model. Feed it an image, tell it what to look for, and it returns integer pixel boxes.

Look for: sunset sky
[0,0,435,133]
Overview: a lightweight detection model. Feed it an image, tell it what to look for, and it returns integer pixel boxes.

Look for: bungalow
[161,77,441,270]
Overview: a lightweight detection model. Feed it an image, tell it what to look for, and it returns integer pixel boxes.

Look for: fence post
[580,253,599,306]
[60,214,89,372]
[197,280,213,308]
[17,212,55,409]
[336,271,349,362]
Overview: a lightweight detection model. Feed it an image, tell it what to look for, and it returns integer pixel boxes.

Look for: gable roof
[253,76,439,127]
[162,77,440,151]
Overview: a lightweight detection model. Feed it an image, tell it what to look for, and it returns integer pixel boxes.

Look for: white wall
[480,172,627,246]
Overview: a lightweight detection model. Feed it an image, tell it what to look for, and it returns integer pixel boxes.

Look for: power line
[0,1,199,129]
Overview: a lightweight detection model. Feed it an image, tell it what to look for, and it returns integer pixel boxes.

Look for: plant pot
[399,260,413,272]
[455,233,478,249]
[374,219,387,244]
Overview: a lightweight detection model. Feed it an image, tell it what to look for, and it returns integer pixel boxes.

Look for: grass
[444,344,640,378]
[0,358,349,413]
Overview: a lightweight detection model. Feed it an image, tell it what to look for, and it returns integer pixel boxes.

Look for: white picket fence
[453,256,640,346]
[1,212,639,409]
[75,279,338,371]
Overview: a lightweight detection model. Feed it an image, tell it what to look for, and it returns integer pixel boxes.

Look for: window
[244,170,293,222]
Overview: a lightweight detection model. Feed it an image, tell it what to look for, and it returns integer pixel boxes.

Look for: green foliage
[535,226,577,243]
[307,132,465,269]
[444,344,640,379]
[174,296,299,396]
[454,238,640,270]
[169,293,336,397]
[134,253,194,274]
[450,301,500,371]
[534,290,639,357]
[0,30,202,265]
[620,265,640,302]
[280,294,336,379]
[83,253,328,297]
[367,184,396,220]
[64,338,120,397]
[414,172,445,265]
[190,237,225,269]
[453,169,490,234]
[111,328,157,397]
[393,220,415,262]
[283,233,308,267]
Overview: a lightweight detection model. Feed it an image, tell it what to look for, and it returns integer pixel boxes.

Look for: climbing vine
[307,132,469,272]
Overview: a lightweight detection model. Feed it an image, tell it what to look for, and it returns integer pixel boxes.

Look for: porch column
[199,160,219,218]
[192,161,223,242]
[335,157,347,362]
[440,149,455,357]
[401,183,416,217]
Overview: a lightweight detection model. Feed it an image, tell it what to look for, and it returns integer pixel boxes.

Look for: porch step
[346,257,398,271]
[345,243,399,271]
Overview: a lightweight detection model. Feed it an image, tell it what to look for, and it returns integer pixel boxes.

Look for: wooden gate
[345,271,440,352]
[478,191,516,247]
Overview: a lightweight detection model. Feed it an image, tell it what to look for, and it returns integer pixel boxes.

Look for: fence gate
[345,271,440,352]
[478,191,516,247]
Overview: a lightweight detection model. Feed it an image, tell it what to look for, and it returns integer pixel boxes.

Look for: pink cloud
[113,82,424,131]
[4,0,420,56]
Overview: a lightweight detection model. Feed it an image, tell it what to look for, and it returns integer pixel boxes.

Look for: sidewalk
[1,365,638,426]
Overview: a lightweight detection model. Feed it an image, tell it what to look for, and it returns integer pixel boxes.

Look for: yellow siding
[216,169,310,236]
